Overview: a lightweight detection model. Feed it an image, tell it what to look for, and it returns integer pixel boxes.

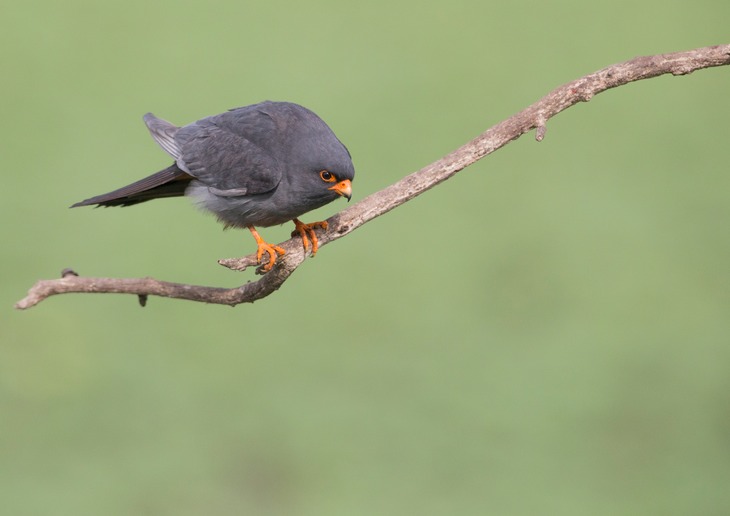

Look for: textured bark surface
[16,44,730,309]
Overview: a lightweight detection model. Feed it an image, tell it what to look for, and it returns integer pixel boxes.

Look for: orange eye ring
[319,170,336,183]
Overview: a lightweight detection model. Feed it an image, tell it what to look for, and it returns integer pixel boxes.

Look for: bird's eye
[319,170,336,183]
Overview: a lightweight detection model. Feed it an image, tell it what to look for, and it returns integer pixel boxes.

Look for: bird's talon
[293,219,328,256]
[248,226,285,272]
[256,243,285,272]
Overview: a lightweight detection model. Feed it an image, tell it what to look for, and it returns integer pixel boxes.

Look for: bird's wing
[174,112,283,196]
[144,113,182,159]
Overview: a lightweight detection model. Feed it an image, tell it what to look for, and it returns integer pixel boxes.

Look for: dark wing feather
[174,108,283,196]
[71,164,192,207]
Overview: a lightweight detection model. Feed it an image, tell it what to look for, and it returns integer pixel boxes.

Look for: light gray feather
[143,113,181,159]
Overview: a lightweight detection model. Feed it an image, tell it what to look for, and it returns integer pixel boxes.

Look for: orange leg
[292,219,328,256]
[247,226,285,272]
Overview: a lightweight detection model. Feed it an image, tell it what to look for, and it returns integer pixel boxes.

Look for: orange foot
[247,226,285,272]
[292,219,328,256]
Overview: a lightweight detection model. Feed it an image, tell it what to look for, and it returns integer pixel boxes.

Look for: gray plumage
[72,101,355,229]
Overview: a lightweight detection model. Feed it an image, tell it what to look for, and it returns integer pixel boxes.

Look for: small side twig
[15,44,730,310]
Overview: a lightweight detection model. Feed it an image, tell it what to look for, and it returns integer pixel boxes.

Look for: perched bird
[72,101,354,271]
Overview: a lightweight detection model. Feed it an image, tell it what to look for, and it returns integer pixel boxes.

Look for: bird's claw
[255,241,286,272]
[248,226,286,273]
[293,219,328,255]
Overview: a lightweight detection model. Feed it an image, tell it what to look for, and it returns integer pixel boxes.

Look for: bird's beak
[329,179,352,201]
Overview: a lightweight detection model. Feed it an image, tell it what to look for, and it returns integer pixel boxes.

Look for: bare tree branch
[15,44,730,310]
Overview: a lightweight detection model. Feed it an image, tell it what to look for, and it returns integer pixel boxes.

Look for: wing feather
[174,107,283,196]
[71,164,192,207]
[144,113,182,159]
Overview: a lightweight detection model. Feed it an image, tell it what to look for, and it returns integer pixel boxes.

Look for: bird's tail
[71,164,193,207]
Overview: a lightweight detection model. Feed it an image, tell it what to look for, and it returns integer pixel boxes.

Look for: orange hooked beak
[328,179,352,201]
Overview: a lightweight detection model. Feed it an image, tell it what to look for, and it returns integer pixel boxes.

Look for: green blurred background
[3,1,730,514]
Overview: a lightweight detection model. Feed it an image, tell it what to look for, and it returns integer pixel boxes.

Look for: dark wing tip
[70,165,192,209]
[70,196,125,208]
[70,197,101,208]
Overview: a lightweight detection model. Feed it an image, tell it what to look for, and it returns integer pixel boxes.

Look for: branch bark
[15,44,730,310]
